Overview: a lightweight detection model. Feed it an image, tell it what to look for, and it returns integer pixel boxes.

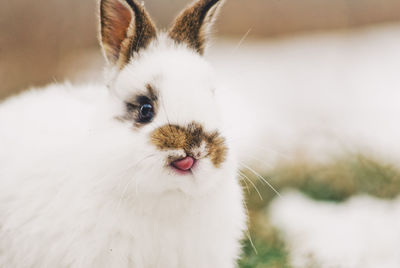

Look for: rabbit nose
[171,156,196,171]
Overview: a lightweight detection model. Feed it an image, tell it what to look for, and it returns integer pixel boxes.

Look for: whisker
[160,97,178,139]
[241,175,251,195]
[232,28,252,53]
[240,163,281,198]
[241,198,258,254]
[239,171,263,200]
[115,153,157,210]
[116,174,136,211]
[246,229,258,254]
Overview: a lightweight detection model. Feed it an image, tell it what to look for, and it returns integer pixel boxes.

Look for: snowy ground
[208,24,400,169]
[270,191,400,268]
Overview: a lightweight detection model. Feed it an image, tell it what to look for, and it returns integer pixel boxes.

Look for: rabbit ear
[100,0,157,67]
[168,0,224,55]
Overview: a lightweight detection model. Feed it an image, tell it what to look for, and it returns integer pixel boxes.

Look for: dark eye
[138,103,154,123]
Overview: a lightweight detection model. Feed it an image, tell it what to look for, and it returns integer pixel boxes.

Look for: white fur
[0,35,246,267]
[270,191,400,268]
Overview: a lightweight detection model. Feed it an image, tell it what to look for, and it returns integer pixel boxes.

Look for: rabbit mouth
[151,122,228,169]
[170,156,198,175]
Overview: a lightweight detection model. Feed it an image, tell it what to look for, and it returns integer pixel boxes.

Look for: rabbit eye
[125,93,157,125]
[138,103,154,123]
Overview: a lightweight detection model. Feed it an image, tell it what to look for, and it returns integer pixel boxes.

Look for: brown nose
[151,122,228,168]
[171,156,195,171]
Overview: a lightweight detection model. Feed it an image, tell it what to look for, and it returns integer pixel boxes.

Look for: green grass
[238,154,400,268]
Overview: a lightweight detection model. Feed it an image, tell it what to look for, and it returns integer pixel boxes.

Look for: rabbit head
[99,0,232,196]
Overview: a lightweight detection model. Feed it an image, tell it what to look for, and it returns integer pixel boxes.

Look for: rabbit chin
[130,155,237,197]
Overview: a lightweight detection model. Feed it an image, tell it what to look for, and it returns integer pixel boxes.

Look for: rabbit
[0,0,246,267]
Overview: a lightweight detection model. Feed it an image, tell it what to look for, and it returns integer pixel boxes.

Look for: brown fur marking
[124,0,157,57]
[119,84,159,126]
[168,0,222,55]
[151,122,227,168]
[100,0,157,67]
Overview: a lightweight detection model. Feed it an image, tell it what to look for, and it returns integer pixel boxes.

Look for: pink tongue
[172,156,195,171]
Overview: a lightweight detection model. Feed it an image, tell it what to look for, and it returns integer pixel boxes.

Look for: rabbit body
[0,0,246,267]
[0,80,245,268]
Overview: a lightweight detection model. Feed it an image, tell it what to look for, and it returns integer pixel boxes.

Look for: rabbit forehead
[115,39,215,94]
[114,40,221,128]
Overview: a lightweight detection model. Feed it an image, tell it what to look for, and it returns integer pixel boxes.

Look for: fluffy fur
[0,0,246,267]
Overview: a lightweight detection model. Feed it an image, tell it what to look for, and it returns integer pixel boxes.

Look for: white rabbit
[0,0,246,267]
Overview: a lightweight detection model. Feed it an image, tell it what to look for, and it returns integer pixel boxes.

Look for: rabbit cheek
[205,132,228,168]
[150,122,228,169]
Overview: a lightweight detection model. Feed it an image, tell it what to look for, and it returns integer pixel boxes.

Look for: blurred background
[2,1,400,267]
[2,0,400,99]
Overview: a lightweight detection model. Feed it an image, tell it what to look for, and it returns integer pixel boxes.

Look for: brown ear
[168,0,224,55]
[100,0,157,67]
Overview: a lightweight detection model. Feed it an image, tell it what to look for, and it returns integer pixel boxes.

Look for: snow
[208,23,400,169]
[269,191,400,268]
[217,25,400,267]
